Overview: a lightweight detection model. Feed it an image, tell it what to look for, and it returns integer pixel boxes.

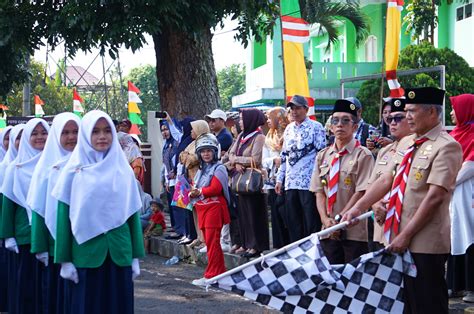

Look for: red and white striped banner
[282,16,310,43]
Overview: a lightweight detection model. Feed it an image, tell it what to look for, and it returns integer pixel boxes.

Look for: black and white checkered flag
[212,235,416,313]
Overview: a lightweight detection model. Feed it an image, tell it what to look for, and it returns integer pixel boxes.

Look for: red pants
[202,227,226,279]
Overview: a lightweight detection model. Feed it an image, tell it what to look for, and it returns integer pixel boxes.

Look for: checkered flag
[212,235,416,313]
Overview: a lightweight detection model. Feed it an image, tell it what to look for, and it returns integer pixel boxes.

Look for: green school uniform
[0,195,31,245]
[54,201,145,268]
[31,211,55,255]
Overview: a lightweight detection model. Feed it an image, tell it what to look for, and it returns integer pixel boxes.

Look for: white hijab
[0,126,13,161]
[52,110,142,245]
[0,124,25,190]
[2,118,49,222]
[27,113,81,221]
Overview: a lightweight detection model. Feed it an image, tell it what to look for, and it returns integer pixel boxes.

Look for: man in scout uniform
[368,97,412,250]
[310,98,374,264]
[342,87,463,313]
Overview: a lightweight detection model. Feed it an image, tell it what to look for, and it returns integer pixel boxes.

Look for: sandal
[188,239,202,248]
[229,244,240,254]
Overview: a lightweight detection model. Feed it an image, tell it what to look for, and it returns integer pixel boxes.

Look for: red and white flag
[34,95,45,117]
[73,89,85,114]
[282,16,310,43]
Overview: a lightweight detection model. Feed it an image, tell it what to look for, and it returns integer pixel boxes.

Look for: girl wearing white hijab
[27,112,80,313]
[0,125,18,312]
[1,118,49,314]
[52,110,144,314]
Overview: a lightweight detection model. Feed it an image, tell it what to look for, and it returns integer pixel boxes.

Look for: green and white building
[232,0,473,112]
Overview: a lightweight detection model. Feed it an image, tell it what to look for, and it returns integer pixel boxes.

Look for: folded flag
[213,235,416,313]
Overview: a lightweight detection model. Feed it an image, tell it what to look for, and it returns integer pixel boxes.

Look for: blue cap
[344,97,362,109]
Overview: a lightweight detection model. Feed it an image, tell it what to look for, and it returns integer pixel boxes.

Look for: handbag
[231,158,263,194]
[171,175,194,210]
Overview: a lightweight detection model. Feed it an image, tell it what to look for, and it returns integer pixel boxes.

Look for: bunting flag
[34,95,45,118]
[212,235,416,313]
[73,88,85,117]
[281,0,315,117]
[385,0,405,98]
[128,81,144,135]
[0,104,8,130]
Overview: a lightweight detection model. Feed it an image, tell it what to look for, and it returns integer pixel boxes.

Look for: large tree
[1,1,368,118]
[217,64,246,111]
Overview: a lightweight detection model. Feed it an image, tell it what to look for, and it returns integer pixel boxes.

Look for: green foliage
[301,0,369,49]
[403,0,437,43]
[357,42,474,125]
[5,60,73,116]
[356,79,388,126]
[217,64,246,111]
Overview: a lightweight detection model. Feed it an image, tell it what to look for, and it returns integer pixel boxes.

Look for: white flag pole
[204,211,373,285]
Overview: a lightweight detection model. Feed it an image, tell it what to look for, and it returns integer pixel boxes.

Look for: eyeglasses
[331,117,353,125]
[386,115,406,124]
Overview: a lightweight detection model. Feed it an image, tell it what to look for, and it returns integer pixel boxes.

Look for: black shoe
[243,251,260,258]
[165,234,182,240]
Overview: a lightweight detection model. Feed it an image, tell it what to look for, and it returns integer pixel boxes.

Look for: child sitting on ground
[144,198,167,253]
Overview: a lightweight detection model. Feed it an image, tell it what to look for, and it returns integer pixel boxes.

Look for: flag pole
[279,0,287,103]
[204,211,373,285]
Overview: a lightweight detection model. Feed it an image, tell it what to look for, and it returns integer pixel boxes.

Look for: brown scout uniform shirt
[387,123,463,254]
[310,139,374,242]
[366,141,403,246]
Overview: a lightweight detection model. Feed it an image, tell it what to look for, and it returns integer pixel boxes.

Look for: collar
[294,117,310,127]
[416,123,443,142]
[329,138,358,155]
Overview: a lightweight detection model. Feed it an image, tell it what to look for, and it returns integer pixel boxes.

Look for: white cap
[205,109,227,122]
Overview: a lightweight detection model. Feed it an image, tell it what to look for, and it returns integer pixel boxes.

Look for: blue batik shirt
[277,118,326,190]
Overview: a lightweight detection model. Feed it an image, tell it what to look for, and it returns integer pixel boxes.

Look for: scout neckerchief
[384,137,429,242]
[327,140,360,215]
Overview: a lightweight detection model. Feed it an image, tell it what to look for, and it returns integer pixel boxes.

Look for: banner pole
[204,211,373,285]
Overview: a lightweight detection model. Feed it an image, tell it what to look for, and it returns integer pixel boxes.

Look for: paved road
[134,254,278,314]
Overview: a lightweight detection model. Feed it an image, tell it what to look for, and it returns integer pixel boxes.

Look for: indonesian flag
[34,95,45,117]
[281,0,314,117]
[385,0,405,98]
[73,89,85,116]
[128,81,144,135]
[282,16,310,43]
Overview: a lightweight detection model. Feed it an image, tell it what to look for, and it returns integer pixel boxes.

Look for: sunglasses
[387,115,406,124]
[331,117,353,125]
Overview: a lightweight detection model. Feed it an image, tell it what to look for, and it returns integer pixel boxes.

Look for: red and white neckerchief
[384,137,429,242]
[239,128,261,145]
[327,141,360,215]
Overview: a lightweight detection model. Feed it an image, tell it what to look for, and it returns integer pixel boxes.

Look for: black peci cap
[333,99,358,117]
[385,98,406,113]
[405,87,445,106]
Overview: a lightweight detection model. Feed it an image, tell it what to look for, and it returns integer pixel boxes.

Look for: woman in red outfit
[190,133,230,286]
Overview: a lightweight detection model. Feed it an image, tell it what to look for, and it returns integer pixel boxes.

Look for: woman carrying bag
[225,108,269,258]
[52,110,145,314]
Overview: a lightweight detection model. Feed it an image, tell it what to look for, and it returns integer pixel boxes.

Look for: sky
[33,17,247,80]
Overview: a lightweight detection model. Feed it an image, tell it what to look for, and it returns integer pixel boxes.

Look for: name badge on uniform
[378,161,388,165]
[426,145,433,151]
[349,160,354,165]
[418,155,428,159]
[320,160,329,168]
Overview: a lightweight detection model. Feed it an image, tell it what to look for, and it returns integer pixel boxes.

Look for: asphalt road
[134,254,278,314]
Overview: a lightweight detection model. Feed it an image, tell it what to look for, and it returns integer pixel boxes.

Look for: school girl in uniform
[27,113,81,314]
[0,125,13,312]
[1,118,49,314]
[52,110,145,314]
[0,124,25,314]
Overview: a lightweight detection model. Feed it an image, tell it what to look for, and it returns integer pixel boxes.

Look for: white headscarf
[2,118,49,222]
[27,113,81,221]
[0,126,13,161]
[0,124,25,190]
[51,110,142,245]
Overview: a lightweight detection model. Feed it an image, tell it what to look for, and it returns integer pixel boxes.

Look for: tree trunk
[153,24,220,119]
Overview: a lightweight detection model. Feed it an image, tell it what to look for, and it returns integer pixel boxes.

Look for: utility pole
[22,54,31,116]
[102,55,109,113]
